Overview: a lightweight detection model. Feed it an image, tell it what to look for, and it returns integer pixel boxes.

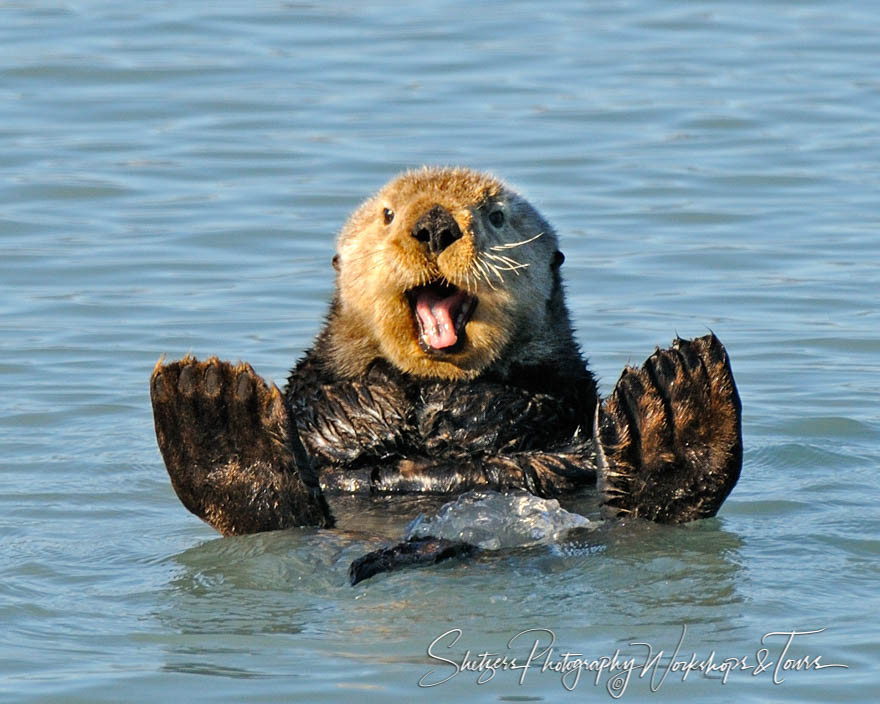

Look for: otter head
[327,167,573,380]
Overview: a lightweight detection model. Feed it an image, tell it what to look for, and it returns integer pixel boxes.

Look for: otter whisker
[480,254,508,286]
[484,252,530,273]
[484,251,523,265]
[493,263,529,273]
[474,257,499,290]
[489,232,544,251]
[450,262,477,292]
[471,265,487,289]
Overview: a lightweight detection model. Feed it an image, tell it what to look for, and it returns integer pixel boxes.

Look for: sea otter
[150,167,742,578]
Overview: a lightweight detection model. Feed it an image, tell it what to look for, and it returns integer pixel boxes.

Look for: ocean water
[2,1,879,701]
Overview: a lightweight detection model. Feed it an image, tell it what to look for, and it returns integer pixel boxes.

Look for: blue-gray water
[2,1,878,701]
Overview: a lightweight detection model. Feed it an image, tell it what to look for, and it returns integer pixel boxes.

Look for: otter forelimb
[150,357,333,535]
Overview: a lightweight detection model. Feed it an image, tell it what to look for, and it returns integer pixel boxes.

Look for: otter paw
[150,356,333,535]
[596,334,742,523]
[348,537,477,586]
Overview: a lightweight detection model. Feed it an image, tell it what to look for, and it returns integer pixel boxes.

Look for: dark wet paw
[349,537,477,585]
[596,334,742,523]
[150,356,333,535]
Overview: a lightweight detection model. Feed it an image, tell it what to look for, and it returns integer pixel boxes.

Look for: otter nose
[411,205,463,254]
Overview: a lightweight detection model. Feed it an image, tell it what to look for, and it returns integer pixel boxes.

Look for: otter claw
[150,356,333,535]
[597,333,742,524]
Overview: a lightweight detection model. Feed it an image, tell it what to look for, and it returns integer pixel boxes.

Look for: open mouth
[407,281,477,353]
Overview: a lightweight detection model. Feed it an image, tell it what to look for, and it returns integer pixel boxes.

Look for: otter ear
[332,254,340,272]
[552,250,565,269]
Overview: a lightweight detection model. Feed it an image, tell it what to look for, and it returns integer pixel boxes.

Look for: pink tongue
[415,288,468,349]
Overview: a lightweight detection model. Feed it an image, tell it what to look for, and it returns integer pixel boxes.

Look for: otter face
[332,167,564,380]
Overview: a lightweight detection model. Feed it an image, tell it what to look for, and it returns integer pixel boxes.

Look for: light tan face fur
[329,167,563,380]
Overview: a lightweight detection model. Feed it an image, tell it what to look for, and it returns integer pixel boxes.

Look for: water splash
[404,490,593,550]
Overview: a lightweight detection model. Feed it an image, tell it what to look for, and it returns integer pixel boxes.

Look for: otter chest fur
[285,355,598,496]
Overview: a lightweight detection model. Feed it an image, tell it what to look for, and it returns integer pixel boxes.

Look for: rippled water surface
[2,2,879,702]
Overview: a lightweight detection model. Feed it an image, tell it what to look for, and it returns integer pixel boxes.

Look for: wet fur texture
[596,335,742,523]
[150,356,332,535]
[150,167,742,546]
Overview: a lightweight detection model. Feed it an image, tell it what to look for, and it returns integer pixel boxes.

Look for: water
[2,1,879,701]
[405,491,593,550]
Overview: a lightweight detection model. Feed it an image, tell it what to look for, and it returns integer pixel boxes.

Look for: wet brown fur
[150,167,742,540]
[596,335,742,523]
[150,356,332,535]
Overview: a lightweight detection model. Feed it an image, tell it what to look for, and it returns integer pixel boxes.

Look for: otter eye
[383,207,394,225]
[488,210,504,228]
